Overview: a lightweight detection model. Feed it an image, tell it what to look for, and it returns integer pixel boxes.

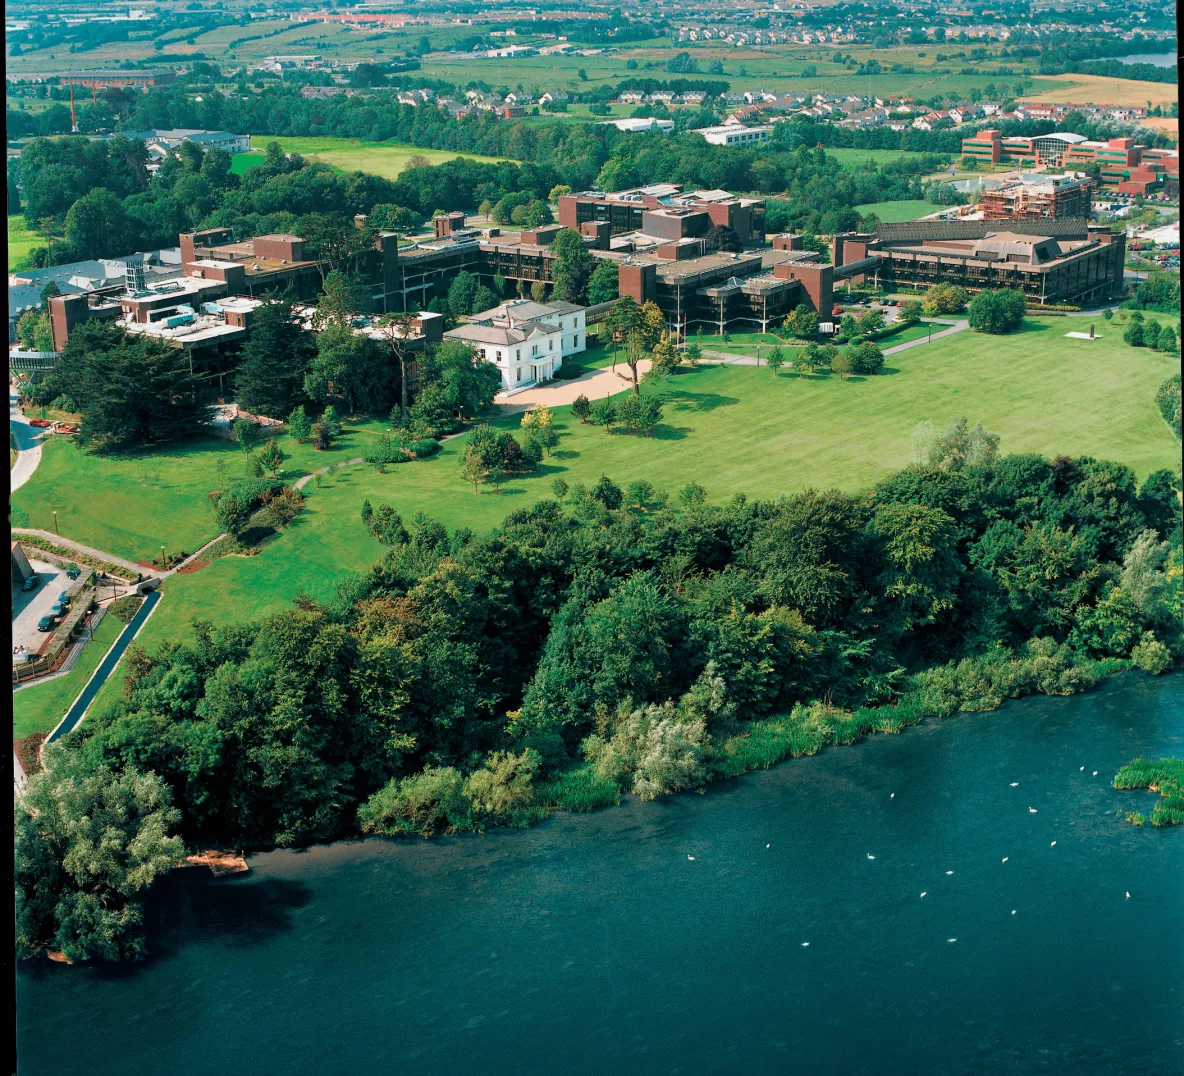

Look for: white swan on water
[801,942,810,947]
[1126,892,1131,900]
[1029,807,1038,814]
[920,892,927,898]
[687,855,695,861]
[945,871,954,875]
[867,854,875,860]
[1002,857,1009,863]
[947,938,957,943]
[1010,782,1019,787]
[1050,841,1057,847]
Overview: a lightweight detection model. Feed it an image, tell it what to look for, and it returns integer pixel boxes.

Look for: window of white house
[516,368,523,382]
[575,334,580,346]
[548,339,553,350]
[516,349,521,360]
[479,348,487,359]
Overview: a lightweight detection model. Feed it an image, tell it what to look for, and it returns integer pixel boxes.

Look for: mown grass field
[38,313,1176,727]
[10,419,395,562]
[231,136,516,178]
[824,148,950,170]
[853,200,942,223]
[8,215,41,271]
[13,613,123,741]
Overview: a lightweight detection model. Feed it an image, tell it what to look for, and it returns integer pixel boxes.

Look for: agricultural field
[1030,72,1180,110]
[19,313,1176,728]
[8,215,42,271]
[231,135,516,178]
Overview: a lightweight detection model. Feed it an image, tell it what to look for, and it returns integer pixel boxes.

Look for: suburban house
[443,299,586,391]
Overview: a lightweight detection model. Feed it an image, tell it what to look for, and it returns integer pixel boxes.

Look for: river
[1109,52,1177,67]
[16,673,1184,1075]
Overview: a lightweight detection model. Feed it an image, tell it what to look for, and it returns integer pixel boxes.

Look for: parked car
[28,418,52,428]
[37,616,57,632]
[58,591,71,604]
[65,568,82,580]
[21,574,40,592]
[884,298,898,306]
[50,602,69,617]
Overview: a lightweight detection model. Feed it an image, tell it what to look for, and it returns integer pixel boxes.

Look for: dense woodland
[16,446,1183,960]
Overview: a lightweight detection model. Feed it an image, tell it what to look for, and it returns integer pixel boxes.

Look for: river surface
[1109,51,1177,67]
[16,673,1184,1075]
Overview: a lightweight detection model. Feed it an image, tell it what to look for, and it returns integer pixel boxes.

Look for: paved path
[494,361,651,412]
[10,388,45,493]
[11,529,152,577]
[882,319,967,355]
[294,456,365,490]
[47,589,161,744]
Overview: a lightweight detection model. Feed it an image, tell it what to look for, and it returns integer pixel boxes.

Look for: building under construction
[981,173,1093,221]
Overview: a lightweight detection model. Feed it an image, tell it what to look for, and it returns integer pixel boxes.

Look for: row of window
[477,334,581,365]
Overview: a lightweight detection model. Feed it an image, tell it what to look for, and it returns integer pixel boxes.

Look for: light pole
[161,544,166,569]
[52,510,59,535]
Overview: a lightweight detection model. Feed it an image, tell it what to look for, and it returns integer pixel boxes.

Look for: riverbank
[17,671,1183,1076]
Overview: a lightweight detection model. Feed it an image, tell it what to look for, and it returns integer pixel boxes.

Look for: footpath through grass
[231,136,515,178]
[11,417,393,562]
[14,614,123,741]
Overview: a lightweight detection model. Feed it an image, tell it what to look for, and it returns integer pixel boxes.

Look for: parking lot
[12,561,69,660]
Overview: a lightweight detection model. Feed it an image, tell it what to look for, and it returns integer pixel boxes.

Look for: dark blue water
[17,673,1184,1075]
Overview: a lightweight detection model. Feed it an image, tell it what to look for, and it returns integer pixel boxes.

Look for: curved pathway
[10,388,45,493]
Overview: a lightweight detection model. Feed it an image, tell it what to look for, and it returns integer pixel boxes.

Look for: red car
[28,418,52,428]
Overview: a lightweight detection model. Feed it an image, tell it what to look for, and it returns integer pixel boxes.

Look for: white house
[444,300,586,391]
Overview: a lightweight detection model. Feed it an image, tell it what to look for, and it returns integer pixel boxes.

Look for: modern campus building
[558,185,767,243]
[961,129,1179,194]
[692,123,771,146]
[832,219,1126,307]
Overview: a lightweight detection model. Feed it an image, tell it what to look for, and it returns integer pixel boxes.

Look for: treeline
[16,447,1182,959]
[1078,60,1178,84]
[12,112,924,269]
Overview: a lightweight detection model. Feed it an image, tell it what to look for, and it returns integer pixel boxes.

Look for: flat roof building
[833,219,1125,307]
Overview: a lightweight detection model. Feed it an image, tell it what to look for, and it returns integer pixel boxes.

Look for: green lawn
[8,215,41,271]
[13,613,123,741]
[825,148,951,171]
[231,136,516,179]
[77,316,1181,716]
[11,418,395,563]
[854,200,942,223]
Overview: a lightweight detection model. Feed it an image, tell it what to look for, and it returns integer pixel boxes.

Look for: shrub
[921,283,969,316]
[1156,375,1181,437]
[551,363,583,380]
[462,749,547,828]
[108,595,143,624]
[968,288,1026,334]
[849,341,885,375]
[356,767,473,836]
[407,438,441,458]
[50,394,78,413]
[1130,632,1173,675]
